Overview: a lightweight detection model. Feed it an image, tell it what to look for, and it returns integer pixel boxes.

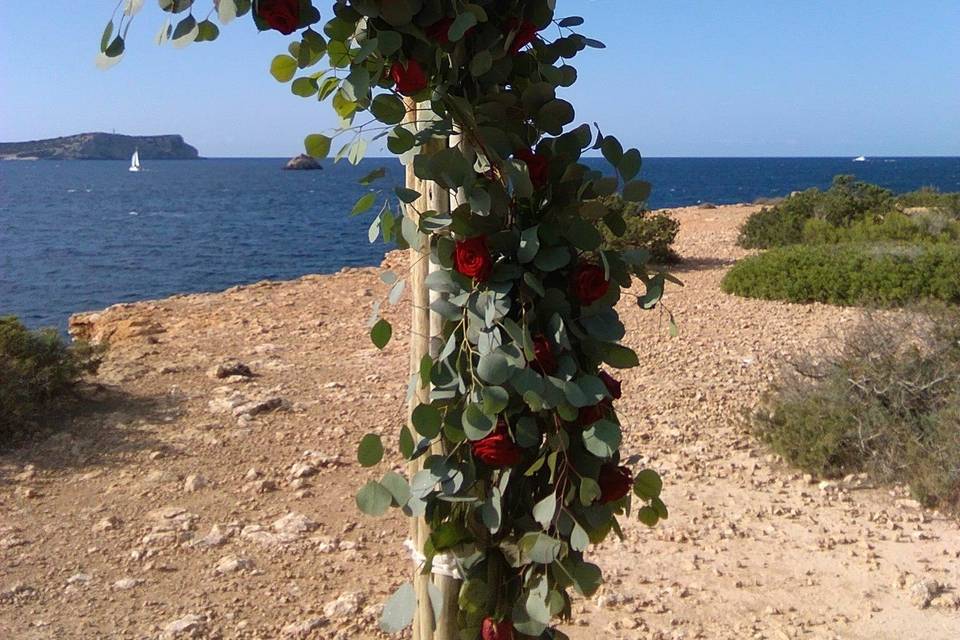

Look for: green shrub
[598,195,680,263]
[0,316,100,443]
[721,242,960,306]
[897,186,960,218]
[738,175,896,248]
[753,307,960,510]
[801,211,960,244]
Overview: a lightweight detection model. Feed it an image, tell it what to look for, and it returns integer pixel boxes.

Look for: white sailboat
[129,149,142,172]
[852,155,866,162]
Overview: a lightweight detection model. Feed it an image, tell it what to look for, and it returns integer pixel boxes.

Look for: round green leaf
[304,133,331,158]
[380,583,416,633]
[370,319,392,349]
[412,404,442,439]
[270,54,297,82]
[357,433,384,467]
[371,94,406,125]
[633,469,663,499]
[356,481,392,516]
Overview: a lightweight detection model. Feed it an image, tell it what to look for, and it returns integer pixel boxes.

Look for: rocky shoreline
[2,204,958,639]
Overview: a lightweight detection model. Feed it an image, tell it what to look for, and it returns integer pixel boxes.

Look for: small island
[283,153,323,171]
[0,132,199,160]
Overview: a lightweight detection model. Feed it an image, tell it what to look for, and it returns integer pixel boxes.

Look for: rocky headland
[0,133,199,160]
[1,205,958,639]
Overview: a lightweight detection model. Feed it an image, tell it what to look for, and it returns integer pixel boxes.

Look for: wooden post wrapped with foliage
[102,2,672,638]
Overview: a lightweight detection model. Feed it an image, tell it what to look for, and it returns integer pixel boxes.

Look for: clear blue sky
[1,1,958,157]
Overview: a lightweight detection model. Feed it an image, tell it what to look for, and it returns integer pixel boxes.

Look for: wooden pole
[405,99,460,640]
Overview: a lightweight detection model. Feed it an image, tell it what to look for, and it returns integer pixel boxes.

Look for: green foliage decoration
[103,1,676,636]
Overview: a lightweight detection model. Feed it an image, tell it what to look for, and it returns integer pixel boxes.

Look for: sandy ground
[1,204,958,640]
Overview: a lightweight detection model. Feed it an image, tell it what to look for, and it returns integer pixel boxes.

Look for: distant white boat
[852,155,866,162]
[129,149,142,172]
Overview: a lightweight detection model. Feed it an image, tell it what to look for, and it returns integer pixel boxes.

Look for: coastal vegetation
[721,242,960,306]
[725,176,960,306]
[752,306,960,511]
[0,316,100,444]
[596,195,680,263]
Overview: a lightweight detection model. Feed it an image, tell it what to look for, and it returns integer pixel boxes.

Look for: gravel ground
[1,204,958,640]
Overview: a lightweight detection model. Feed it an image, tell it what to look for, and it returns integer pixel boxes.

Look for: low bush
[720,242,960,306]
[752,306,960,510]
[0,316,100,443]
[801,211,960,245]
[598,195,680,263]
[897,186,960,218]
[738,175,895,248]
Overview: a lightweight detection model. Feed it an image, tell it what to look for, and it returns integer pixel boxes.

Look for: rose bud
[570,263,610,306]
[577,401,610,428]
[426,17,475,44]
[530,335,557,375]
[598,464,633,504]
[505,18,540,54]
[256,0,302,35]
[453,236,494,282]
[472,421,523,468]
[390,60,428,96]
[481,617,515,640]
[514,148,549,190]
[598,370,622,399]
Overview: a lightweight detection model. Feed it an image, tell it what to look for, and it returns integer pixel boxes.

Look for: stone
[289,462,317,479]
[183,474,208,493]
[208,360,253,379]
[214,554,254,574]
[273,512,318,536]
[909,578,941,609]
[161,614,206,638]
[282,617,327,637]
[323,592,363,618]
[66,573,92,585]
[92,516,122,532]
[195,524,233,548]
[284,154,323,171]
[113,577,143,590]
[232,396,285,418]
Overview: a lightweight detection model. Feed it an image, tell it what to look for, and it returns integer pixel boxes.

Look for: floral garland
[101,1,670,638]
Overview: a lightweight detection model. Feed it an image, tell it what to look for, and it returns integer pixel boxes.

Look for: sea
[1,156,958,331]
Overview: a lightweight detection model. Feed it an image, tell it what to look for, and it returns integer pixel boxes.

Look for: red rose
[482,618,515,640]
[598,370,622,399]
[530,335,557,375]
[571,263,609,306]
[390,60,428,96]
[578,400,611,427]
[598,464,633,504]
[256,0,301,35]
[453,236,493,282]
[506,18,540,54]
[426,18,453,44]
[514,148,549,190]
[426,17,474,44]
[472,421,523,468]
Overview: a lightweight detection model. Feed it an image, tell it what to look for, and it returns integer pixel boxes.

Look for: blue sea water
[1,156,958,331]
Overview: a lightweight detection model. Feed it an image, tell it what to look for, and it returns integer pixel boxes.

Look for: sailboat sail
[129,149,142,172]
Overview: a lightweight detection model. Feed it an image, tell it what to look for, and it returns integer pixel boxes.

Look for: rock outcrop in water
[0,133,199,160]
[283,154,323,170]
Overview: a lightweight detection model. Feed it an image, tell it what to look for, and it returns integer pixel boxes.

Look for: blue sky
[1,1,958,157]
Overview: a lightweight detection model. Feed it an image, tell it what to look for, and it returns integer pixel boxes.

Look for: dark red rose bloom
[472,421,523,468]
[514,148,549,190]
[482,618,515,640]
[506,18,540,54]
[578,400,611,427]
[256,0,301,35]
[598,370,622,400]
[453,236,493,282]
[598,464,633,504]
[530,335,557,375]
[390,60,428,96]
[426,17,474,44]
[571,263,610,306]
